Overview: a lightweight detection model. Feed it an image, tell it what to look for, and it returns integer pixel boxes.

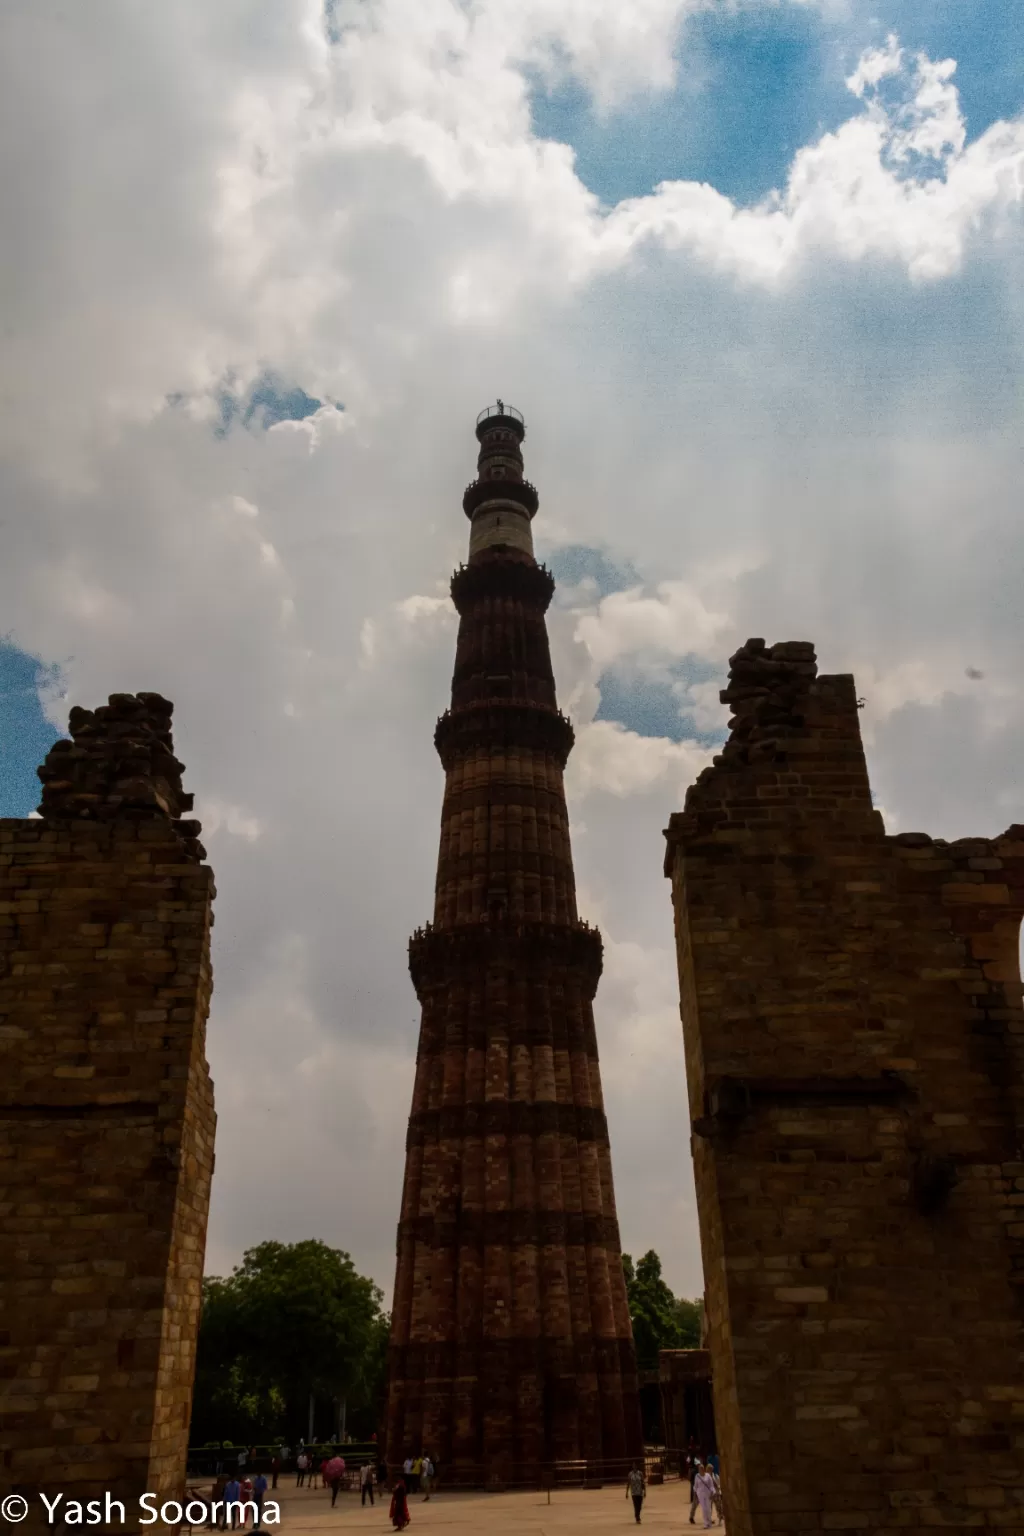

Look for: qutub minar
[385,404,643,1479]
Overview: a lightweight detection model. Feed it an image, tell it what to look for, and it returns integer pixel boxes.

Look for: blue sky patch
[0,640,65,818]
[595,656,726,746]
[216,372,335,437]
[529,0,1023,208]
[543,542,641,596]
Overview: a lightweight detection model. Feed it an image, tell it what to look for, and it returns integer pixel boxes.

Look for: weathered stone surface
[664,639,1024,1536]
[0,695,216,1532]
[386,410,642,1480]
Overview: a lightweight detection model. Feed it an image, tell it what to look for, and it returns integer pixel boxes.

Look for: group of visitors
[626,1454,721,1529]
[684,1449,723,1529]
[196,1470,270,1529]
[400,1454,435,1499]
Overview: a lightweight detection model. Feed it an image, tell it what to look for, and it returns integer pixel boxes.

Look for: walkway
[255,1480,724,1534]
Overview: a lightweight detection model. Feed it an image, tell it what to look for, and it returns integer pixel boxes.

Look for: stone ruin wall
[0,694,216,1531]
[664,639,1024,1536]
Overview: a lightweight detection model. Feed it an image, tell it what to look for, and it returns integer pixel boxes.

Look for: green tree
[622,1249,702,1369]
[190,1240,389,1445]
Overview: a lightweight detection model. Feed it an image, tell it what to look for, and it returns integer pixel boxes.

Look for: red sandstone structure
[386,405,642,1482]
[0,694,216,1532]
[664,638,1024,1535]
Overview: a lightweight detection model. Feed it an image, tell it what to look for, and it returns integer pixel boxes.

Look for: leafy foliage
[622,1249,702,1369]
[190,1240,388,1445]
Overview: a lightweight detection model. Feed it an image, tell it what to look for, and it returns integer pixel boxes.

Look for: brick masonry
[663,639,1024,1534]
[386,410,643,1481]
[0,693,216,1531]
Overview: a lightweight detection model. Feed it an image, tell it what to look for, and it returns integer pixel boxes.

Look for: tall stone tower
[386,405,642,1482]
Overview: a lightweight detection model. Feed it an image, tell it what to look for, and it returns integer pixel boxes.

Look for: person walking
[626,1462,646,1523]
[296,1451,309,1488]
[420,1455,434,1501]
[252,1471,268,1529]
[223,1477,242,1532]
[360,1461,376,1507]
[411,1455,422,1496]
[688,1455,700,1524]
[325,1455,346,1506]
[270,1454,280,1491]
[693,1464,716,1530]
[389,1477,411,1531]
[711,1466,723,1524]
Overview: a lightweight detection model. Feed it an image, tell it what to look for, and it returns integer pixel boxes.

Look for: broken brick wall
[0,694,216,1530]
[664,640,1024,1535]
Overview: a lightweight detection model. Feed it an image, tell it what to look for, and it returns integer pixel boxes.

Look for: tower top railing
[476,400,524,428]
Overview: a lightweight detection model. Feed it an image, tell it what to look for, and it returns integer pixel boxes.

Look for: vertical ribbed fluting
[481,964,513,1473]
[510,972,543,1471]
[454,980,485,1464]
[389,414,641,1475]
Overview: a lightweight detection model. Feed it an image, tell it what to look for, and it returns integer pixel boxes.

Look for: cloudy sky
[1,0,1022,1303]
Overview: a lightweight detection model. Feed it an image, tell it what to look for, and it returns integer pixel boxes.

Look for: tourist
[269,1453,280,1491]
[692,1464,716,1530]
[360,1460,376,1506]
[237,1448,247,1473]
[296,1450,309,1487]
[325,1453,347,1506]
[223,1476,242,1531]
[309,1456,321,1490]
[420,1453,434,1501]
[389,1477,411,1532]
[711,1466,723,1524]
[625,1462,646,1523]
[688,1457,699,1524]
[411,1454,422,1495]
[402,1456,414,1492]
[252,1470,268,1528]
[209,1477,228,1531]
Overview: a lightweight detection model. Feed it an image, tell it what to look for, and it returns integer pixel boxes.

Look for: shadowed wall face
[0,694,216,1531]
[386,412,642,1481]
[664,639,1024,1536]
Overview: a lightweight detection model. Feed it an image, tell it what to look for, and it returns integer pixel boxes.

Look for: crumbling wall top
[35,692,205,859]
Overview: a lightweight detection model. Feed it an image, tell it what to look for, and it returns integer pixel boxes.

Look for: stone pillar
[0,694,216,1532]
[386,407,642,1483]
[664,639,1024,1535]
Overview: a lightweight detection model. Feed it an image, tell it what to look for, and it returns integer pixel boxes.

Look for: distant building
[659,1350,716,1453]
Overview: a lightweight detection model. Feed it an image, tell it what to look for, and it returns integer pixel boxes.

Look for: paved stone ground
[252,1480,724,1534]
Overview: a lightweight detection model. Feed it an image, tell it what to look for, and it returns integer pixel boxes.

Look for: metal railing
[476,401,524,427]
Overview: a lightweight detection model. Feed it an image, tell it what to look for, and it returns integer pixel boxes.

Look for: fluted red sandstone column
[386,406,642,1482]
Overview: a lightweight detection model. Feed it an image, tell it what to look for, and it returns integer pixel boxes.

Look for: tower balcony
[434,700,575,769]
[450,558,554,614]
[408,917,603,1000]
[475,402,525,439]
[462,477,539,520]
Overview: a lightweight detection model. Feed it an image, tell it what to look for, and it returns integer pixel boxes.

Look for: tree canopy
[622,1249,702,1369]
[190,1239,388,1445]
